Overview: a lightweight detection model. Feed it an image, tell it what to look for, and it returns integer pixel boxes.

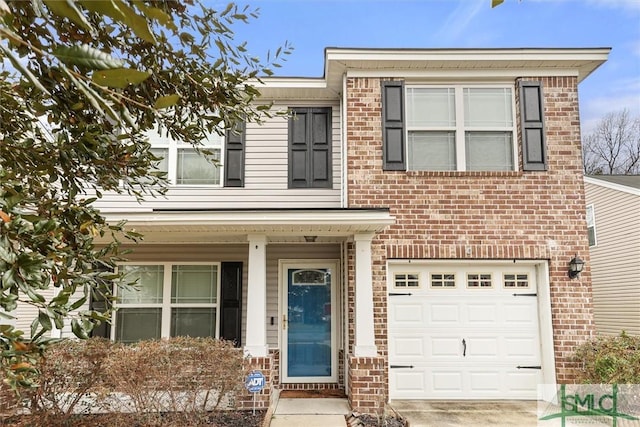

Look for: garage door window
[430,273,456,288]
[467,273,492,288]
[394,273,419,288]
[504,273,529,288]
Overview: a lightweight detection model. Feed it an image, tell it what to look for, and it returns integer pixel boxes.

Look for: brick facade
[238,355,274,410]
[344,76,594,405]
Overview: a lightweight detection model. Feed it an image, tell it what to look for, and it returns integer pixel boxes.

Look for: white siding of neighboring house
[91,102,342,212]
[585,181,640,336]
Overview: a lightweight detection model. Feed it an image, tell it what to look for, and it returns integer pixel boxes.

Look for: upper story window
[382,80,547,172]
[586,204,597,246]
[405,86,515,171]
[149,131,223,186]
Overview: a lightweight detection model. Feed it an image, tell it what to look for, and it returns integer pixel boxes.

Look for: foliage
[573,332,640,384]
[583,109,640,175]
[1,337,247,426]
[0,0,290,389]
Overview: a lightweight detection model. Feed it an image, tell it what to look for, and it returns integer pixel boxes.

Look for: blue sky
[230,0,640,132]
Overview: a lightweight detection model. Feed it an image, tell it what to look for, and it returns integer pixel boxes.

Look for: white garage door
[388,262,543,400]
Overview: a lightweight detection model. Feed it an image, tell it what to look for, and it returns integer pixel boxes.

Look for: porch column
[244,234,268,357]
[353,232,378,357]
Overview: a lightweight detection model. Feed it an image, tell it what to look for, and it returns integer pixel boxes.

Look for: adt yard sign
[245,370,265,393]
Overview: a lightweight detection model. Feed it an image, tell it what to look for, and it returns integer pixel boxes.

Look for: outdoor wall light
[568,255,585,279]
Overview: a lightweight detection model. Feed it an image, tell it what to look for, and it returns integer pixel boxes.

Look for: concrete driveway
[389,400,540,427]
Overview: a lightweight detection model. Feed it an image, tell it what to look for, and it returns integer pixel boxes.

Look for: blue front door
[283,264,336,382]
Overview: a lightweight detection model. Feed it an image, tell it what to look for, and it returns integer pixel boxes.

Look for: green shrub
[573,332,640,384]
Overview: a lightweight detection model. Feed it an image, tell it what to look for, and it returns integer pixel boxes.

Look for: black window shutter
[89,263,113,339]
[381,80,406,171]
[519,81,548,171]
[288,107,332,188]
[224,122,246,187]
[220,262,242,347]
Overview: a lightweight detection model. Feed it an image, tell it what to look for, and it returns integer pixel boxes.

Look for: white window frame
[147,129,224,187]
[405,84,517,171]
[586,204,597,247]
[394,272,420,288]
[430,273,456,288]
[112,262,221,342]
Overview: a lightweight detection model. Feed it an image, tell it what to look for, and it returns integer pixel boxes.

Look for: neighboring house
[584,175,640,336]
[14,47,610,413]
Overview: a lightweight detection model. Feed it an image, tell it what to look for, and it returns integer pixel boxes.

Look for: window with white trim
[586,204,597,247]
[148,130,223,186]
[114,263,220,343]
[467,273,492,288]
[431,273,456,288]
[504,273,529,288]
[406,86,515,171]
[394,273,419,288]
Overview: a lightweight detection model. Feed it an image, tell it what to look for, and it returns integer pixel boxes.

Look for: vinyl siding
[14,288,55,338]
[92,103,342,212]
[585,181,640,336]
[265,244,341,348]
[48,243,342,347]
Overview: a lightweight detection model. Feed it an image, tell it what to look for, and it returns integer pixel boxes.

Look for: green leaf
[69,296,87,311]
[44,0,93,32]
[92,68,151,88]
[131,1,176,31]
[71,319,89,339]
[154,94,181,109]
[0,43,50,94]
[79,0,156,43]
[492,0,505,7]
[53,45,124,70]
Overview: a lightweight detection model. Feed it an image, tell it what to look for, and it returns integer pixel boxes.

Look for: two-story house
[15,47,610,413]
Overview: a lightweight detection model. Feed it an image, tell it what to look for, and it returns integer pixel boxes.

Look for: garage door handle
[462,339,466,357]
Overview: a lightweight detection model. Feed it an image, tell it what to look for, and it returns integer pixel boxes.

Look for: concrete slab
[390,400,540,427]
[269,414,347,427]
[275,398,350,415]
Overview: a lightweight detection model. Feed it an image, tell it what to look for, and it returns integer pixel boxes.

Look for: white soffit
[102,209,395,236]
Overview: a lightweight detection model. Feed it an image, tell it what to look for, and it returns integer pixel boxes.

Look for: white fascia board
[345,69,580,80]
[326,48,610,83]
[103,210,395,228]
[254,77,327,89]
[325,47,611,63]
[584,176,640,196]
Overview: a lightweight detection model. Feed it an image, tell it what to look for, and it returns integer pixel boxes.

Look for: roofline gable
[255,47,611,100]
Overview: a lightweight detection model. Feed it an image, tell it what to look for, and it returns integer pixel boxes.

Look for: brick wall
[238,355,273,410]
[345,76,594,400]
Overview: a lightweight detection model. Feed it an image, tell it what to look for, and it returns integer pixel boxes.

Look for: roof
[586,175,640,189]
[585,175,640,195]
[256,47,611,100]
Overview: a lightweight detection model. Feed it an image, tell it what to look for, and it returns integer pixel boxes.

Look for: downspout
[341,72,348,208]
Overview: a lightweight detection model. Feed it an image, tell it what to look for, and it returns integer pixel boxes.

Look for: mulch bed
[2,410,267,427]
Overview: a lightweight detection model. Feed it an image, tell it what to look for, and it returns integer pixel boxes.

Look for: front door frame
[279,259,339,383]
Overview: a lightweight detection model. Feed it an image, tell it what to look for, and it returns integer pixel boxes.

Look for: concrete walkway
[390,400,542,427]
[390,399,624,427]
[268,398,350,427]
